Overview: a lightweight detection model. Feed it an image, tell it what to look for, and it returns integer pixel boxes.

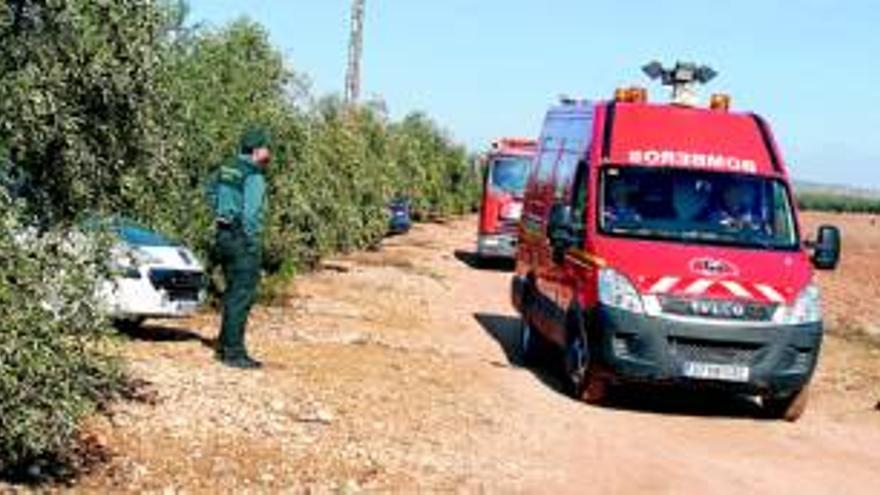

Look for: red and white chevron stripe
[645,276,786,303]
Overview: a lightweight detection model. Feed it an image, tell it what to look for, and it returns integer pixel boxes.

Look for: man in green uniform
[210,127,271,369]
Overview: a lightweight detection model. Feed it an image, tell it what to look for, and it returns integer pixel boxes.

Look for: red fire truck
[511,63,840,421]
[477,138,536,262]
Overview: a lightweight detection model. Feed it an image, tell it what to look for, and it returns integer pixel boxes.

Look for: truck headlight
[773,283,822,325]
[598,268,644,314]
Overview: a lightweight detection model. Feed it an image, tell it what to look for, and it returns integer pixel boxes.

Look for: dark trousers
[216,227,261,359]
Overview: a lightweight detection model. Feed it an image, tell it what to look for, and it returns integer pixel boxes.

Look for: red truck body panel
[578,103,809,305]
[608,103,779,176]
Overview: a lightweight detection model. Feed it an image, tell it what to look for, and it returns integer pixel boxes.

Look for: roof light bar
[614,86,648,103]
[710,93,732,111]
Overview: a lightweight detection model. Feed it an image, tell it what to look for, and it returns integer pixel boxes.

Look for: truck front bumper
[592,305,822,398]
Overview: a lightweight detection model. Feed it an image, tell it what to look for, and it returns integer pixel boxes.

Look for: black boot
[217,352,263,370]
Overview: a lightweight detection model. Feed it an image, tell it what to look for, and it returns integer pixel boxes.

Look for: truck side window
[771,182,797,245]
[553,152,578,200]
[569,158,588,241]
[536,139,557,185]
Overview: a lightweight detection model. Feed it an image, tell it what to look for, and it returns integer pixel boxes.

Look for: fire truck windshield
[599,166,799,250]
[490,156,530,194]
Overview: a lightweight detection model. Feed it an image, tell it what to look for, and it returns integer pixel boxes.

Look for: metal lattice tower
[344,0,365,105]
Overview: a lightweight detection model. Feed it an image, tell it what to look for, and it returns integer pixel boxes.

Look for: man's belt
[216,217,240,230]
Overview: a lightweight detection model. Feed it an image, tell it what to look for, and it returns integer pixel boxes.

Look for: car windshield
[118,223,176,247]
[82,216,176,247]
[489,156,530,194]
[599,166,798,250]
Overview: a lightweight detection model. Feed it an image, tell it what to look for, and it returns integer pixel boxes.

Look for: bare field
[803,212,880,336]
[6,212,879,494]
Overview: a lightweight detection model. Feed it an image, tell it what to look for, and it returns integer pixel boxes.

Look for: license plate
[683,361,750,383]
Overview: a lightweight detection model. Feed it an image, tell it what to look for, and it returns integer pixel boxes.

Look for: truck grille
[659,296,776,322]
[148,269,204,302]
[669,337,761,366]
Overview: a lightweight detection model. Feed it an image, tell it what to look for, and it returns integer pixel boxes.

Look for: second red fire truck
[476,138,537,263]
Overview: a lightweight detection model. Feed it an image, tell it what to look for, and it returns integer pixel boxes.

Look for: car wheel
[564,326,608,404]
[764,387,810,422]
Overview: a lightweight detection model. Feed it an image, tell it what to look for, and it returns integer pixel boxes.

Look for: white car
[99,219,206,326]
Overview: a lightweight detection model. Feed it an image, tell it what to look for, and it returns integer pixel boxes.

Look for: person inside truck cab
[713,180,767,233]
[671,176,712,222]
[603,177,642,226]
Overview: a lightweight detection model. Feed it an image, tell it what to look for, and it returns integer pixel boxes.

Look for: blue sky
[188,1,880,187]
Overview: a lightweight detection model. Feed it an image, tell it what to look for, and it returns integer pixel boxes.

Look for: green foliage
[0,193,122,472]
[0,1,477,470]
[1,2,477,266]
[0,0,173,220]
[148,19,478,283]
[796,191,880,214]
[389,112,479,219]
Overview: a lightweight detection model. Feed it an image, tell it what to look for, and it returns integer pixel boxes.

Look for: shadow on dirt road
[473,312,570,397]
[115,321,216,350]
[474,312,768,421]
[453,250,515,272]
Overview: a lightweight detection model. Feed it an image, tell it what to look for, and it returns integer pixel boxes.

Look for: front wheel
[763,387,810,422]
[564,326,608,404]
[518,317,545,366]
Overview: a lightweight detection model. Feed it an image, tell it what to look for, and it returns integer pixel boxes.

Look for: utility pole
[344,0,365,105]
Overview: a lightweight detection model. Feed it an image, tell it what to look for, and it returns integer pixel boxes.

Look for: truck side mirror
[547,203,573,263]
[809,224,841,270]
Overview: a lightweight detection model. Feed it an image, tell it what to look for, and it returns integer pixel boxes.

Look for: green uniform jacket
[209,155,267,247]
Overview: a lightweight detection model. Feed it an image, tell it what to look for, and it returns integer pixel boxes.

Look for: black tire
[764,387,810,422]
[563,315,609,405]
[517,281,547,366]
[518,316,543,366]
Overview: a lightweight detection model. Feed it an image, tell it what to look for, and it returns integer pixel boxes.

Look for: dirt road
[68,214,880,493]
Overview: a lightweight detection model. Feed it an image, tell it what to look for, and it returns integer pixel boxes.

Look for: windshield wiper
[676,230,725,241]
[606,226,793,250]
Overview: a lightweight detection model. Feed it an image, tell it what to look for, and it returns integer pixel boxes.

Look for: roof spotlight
[641,60,718,106]
[642,61,665,80]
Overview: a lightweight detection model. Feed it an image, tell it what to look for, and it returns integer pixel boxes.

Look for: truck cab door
[540,151,582,345]
[555,158,596,322]
[530,137,564,333]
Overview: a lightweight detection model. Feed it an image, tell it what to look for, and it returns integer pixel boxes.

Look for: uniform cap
[240,126,271,151]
